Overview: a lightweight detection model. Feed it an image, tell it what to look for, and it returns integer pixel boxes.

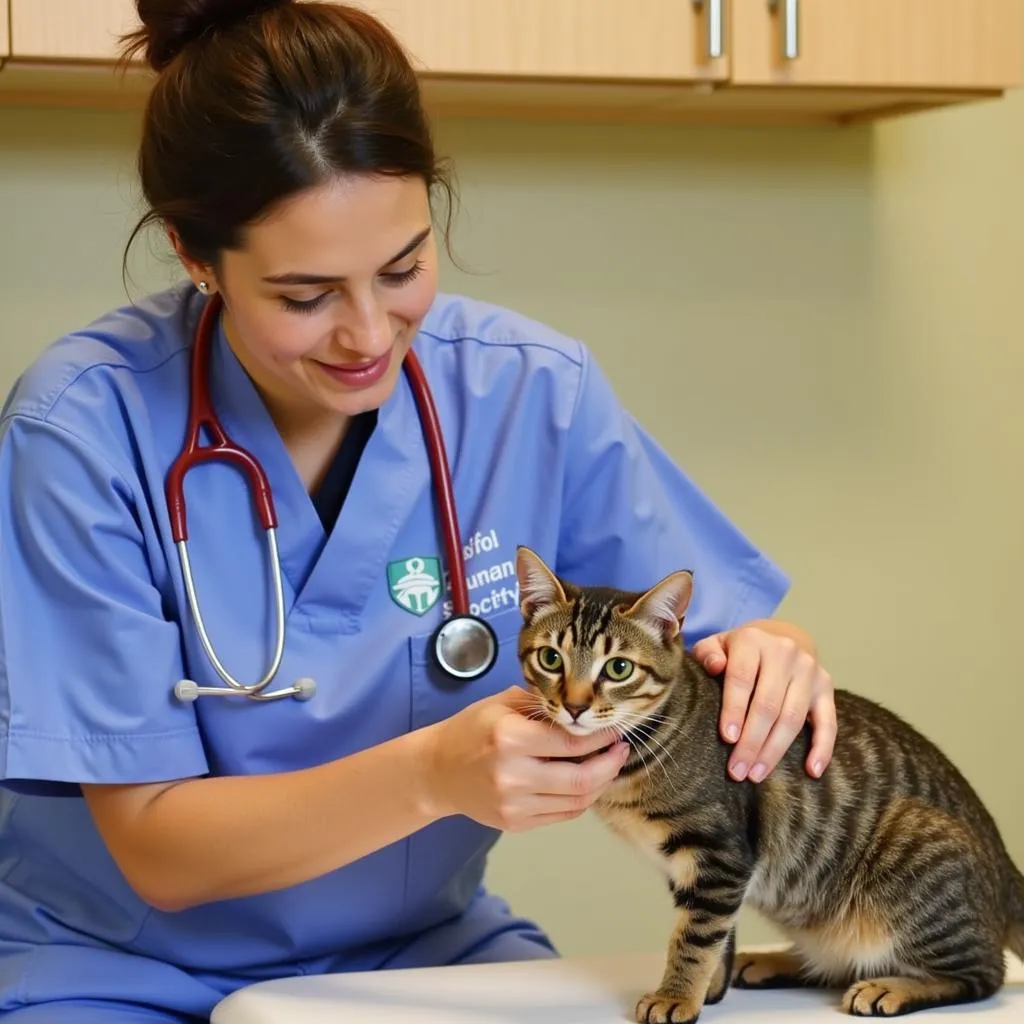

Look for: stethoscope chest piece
[432,614,499,683]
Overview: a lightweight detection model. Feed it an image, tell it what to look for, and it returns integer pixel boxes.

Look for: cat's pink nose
[564,702,590,721]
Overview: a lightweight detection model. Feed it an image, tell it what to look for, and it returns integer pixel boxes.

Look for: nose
[339,294,392,358]
[564,702,590,721]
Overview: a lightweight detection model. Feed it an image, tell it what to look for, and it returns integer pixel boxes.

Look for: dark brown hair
[120,0,456,273]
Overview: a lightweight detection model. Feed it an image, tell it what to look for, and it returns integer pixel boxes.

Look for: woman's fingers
[527,740,631,796]
[739,654,815,782]
[805,670,838,778]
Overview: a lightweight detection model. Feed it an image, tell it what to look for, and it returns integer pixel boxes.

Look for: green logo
[387,556,442,616]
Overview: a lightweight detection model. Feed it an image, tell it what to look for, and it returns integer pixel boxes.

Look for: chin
[562,722,591,735]
[324,373,400,418]
[559,716,606,737]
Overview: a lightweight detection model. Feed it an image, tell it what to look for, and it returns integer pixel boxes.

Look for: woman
[0,1,836,1020]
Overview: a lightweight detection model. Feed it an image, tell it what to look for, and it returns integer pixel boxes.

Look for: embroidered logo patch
[387,556,442,616]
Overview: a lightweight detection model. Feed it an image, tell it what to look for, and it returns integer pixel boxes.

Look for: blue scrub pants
[4,1007,200,1023]
[1,894,557,1022]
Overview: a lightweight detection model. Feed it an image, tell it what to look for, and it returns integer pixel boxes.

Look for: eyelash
[279,260,427,316]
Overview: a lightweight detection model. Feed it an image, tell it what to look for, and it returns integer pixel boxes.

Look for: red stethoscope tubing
[165,294,471,617]
[402,350,470,615]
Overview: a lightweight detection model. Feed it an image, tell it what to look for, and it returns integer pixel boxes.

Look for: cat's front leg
[704,927,735,1005]
[637,912,740,1023]
[636,856,749,1024]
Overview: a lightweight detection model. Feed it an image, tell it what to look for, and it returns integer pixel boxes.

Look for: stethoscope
[168,293,499,703]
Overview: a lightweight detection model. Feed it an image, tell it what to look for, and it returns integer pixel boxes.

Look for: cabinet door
[1,6,9,61]
[12,0,725,81]
[732,0,1024,90]
[349,0,727,81]
[11,0,138,61]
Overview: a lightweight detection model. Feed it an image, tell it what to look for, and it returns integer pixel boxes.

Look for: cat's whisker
[615,711,672,744]
[625,711,670,728]
[518,693,557,726]
[616,710,672,733]
[614,713,686,797]
[523,709,551,724]
[633,736,671,788]
[644,742,686,798]
[618,723,676,789]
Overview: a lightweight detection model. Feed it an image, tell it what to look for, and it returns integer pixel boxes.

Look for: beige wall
[0,91,1021,957]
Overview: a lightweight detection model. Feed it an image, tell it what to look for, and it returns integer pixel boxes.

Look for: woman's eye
[537,647,563,672]
[381,259,426,287]
[603,657,634,682]
[280,293,329,315]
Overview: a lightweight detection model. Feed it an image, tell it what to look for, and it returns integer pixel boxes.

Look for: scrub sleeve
[0,414,207,789]
[555,347,789,641]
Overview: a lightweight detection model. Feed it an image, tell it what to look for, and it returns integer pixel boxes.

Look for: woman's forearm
[83,726,443,912]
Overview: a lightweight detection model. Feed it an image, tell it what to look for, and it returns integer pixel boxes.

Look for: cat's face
[514,546,693,736]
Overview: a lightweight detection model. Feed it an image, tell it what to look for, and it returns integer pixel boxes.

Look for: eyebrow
[261,226,433,286]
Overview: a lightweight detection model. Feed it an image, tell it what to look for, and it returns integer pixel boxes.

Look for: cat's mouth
[562,721,595,736]
[552,705,616,736]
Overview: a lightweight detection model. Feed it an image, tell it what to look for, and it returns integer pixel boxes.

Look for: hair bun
[130,0,291,72]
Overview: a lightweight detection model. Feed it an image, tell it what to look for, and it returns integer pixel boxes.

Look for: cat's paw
[635,991,702,1024]
[732,950,810,989]
[841,977,959,1017]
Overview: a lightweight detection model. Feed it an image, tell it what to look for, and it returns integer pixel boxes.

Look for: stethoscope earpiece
[174,680,201,703]
[173,677,317,703]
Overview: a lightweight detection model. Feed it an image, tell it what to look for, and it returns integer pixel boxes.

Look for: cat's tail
[1006,859,1024,960]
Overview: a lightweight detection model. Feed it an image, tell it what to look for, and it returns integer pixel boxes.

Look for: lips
[316,350,391,390]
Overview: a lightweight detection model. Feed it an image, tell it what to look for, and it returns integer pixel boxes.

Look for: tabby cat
[514,546,1024,1023]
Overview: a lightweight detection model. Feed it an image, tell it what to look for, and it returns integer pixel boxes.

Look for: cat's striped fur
[514,546,1024,1023]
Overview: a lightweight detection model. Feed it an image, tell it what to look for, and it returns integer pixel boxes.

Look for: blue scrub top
[0,283,788,1016]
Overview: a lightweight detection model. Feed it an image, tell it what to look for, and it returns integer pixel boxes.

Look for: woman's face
[188,173,439,434]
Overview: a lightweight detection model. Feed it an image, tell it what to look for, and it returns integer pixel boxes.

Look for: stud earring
[197,280,209,294]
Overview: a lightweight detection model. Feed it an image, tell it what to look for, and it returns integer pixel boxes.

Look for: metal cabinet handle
[691,0,724,60]
[768,0,800,60]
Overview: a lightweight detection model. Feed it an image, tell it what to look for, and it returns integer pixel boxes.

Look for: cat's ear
[624,570,693,644]
[515,546,568,619]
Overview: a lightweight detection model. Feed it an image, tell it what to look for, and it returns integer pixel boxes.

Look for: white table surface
[211,947,1024,1023]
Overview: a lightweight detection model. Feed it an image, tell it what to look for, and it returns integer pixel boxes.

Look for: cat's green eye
[603,657,634,682]
[537,647,563,672]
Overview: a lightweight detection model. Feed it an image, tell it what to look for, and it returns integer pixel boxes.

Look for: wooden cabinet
[351,1,726,82]
[7,0,725,80]
[0,0,1022,126]
[10,0,136,61]
[732,0,1023,91]
[0,2,8,61]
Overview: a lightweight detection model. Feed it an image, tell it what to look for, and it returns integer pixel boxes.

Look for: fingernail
[730,762,748,781]
[812,760,823,777]
[725,724,739,742]
[749,763,767,783]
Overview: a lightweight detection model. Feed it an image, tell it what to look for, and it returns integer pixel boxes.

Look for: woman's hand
[420,686,630,832]
[692,620,836,784]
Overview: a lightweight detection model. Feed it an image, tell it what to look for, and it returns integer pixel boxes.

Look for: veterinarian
[0,2,837,1020]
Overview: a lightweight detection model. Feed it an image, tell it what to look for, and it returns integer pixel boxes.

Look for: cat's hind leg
[838,928,1005,1017]
[731,946,818,990]
[841,970,1002,1018]
[839,799,1007,1017]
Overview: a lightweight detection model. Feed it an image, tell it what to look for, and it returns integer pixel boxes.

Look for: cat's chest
[595,794,699,888]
